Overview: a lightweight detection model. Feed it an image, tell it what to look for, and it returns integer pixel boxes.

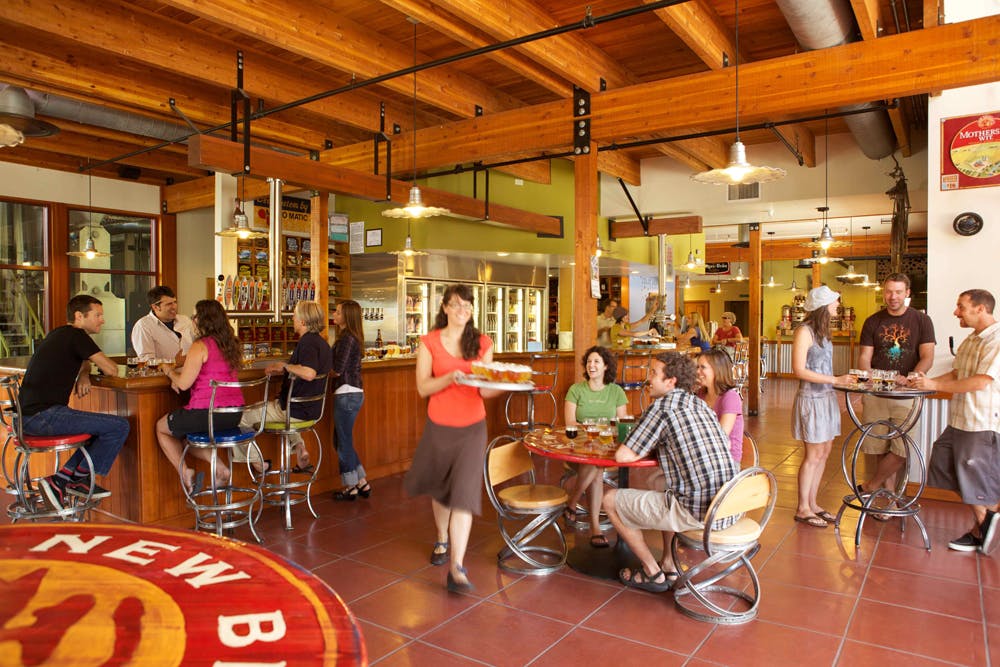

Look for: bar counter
[1,351,581,526]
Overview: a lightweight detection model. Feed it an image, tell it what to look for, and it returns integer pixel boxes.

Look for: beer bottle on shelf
[375,329,383,348]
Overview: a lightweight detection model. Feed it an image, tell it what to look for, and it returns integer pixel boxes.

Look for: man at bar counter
[19,295,130,512]
[596,298,618,347]
[856,272,936,513]
[131,285,193,364]
[602,351,739,591]
[911,289,1000,554]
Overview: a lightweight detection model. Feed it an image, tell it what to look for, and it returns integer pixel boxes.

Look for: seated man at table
[602,351,739,591]
[131,285,193,364]
[19,295,130,511]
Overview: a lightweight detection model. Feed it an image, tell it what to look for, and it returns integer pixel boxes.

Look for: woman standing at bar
[791,286,851,528]
[330,299,369,501]
[155,299,244,494]
[405,284,499,593]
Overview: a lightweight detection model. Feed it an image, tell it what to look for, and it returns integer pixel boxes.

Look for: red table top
[0,522,366,666]
[522,428,657,467]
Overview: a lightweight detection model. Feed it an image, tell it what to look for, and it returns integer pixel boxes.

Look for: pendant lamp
[216,176,268,239]
[383,20,450,220]
[692,0,785,186]
[389,220,428,257]
[802,119,851,250]
[761,231,782,287]
[67,168,111,260]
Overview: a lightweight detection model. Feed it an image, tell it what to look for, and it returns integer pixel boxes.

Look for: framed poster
[940,111,1000,190]
[365,228,382,248]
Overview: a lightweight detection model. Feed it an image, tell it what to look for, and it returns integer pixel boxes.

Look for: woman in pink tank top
[154,299,245,494]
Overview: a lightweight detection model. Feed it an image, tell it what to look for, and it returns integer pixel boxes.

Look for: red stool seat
[21,433,91,448]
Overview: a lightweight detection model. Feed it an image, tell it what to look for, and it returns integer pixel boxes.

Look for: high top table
[523,428,656,580]
[834,384,935,550]
[0,522,366,665]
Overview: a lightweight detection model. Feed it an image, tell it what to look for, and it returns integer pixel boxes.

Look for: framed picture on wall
[365,228,382,247]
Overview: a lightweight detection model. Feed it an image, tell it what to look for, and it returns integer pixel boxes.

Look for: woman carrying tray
[405,284,501,593]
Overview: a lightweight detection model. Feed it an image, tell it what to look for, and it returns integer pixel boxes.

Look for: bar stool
[182,376,269,542]
[618,349,651,414]
[730,341,750,400]
[505,353,559,436]
[258,373,329,530]
[1,374,99,522]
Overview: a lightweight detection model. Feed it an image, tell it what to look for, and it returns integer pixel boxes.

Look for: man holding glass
[131,285,193,364]
[856,273,936,511]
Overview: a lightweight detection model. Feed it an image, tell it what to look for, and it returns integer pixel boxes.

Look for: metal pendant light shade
[0,85,59,147]
[692,141,786,185]
[216,195,268,239]
[67,169,110,259]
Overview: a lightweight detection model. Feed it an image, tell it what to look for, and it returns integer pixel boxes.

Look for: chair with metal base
[731,341,751,400]
[485,435,568,575]
[1,374,99,522]
[618,349,651,414]
[505,353,559,436]
[182,376,269,542]
[258,373,329,530]
[741,431,759,469]
[671,466,777,624]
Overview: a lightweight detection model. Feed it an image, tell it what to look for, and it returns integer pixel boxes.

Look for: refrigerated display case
[484,286,503,350]
[525,288,542,348]
[505,288,524,352]
[404,281,429,350]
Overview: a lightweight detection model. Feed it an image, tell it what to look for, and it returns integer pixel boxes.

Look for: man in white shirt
[130,285,193,363]
[912,289,1000,554]
[596,298,618,347]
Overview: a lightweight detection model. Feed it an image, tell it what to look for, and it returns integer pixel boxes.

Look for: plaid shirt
[623,388,740,524]
[949,321,1000,433]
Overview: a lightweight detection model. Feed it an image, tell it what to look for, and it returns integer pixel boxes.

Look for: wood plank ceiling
[0,0,980,195]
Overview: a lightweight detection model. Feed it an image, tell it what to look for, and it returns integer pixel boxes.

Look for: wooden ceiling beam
[184,135,560,235]
[645,0,741,69]
[318,15,998,171]
[850,0,882,41]
[0,146,174,185]
[611,216,702,239]
[157,0,521,117]
[418,0,636,91]
[0,0,421,136]
[24,129,205,176]
[377,0,573,96]
[596,151,641,186]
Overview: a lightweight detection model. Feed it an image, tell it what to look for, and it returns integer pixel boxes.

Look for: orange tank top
[423,329,492,427]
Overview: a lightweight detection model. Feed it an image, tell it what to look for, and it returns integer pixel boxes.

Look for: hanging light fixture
[761,231,782,287]
[216,176,268,239]
[684,275,692,289]
[855,225,879,287]
[802,118,851,250]
[382,20,450,220]
[837,218,863,280]
[786,277,801,293]
[692,0,785,186]
[595,236,604,258]
[67,166,111,260]
[0,85,59,148]
[389,220,427,257]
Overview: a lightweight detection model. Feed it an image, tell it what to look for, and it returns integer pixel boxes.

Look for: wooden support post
[310,191,329,338]
[572,142,599,382]
[747,224,761,416]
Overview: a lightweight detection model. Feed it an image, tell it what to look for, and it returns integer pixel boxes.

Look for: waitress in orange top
[405,284,501,593]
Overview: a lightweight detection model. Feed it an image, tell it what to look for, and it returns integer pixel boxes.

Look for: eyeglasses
[447,301,474,311]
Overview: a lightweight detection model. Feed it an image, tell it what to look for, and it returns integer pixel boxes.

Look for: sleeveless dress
[791,324,840,443]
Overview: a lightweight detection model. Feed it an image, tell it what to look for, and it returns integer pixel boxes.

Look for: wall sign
[704,261,731,275]
[940,111,1000,190]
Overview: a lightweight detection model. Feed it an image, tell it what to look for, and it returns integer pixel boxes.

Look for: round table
[834,384,934,550]
[523,428,657,580]
[0,522,366,665]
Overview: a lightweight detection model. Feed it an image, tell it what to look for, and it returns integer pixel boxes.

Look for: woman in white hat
[792,286,853,528]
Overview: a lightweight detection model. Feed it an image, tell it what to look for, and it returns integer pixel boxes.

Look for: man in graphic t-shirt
[856,273,936,504]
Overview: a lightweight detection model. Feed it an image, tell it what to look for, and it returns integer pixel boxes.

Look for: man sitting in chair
[603,351,739,592]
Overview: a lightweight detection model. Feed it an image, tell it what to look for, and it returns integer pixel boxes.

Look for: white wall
[0,162,159,213]
[926,0,1000,374]
[176,208,216,316]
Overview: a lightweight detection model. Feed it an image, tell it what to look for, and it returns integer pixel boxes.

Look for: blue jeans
[21,405,129,476]
[333,392,365,486]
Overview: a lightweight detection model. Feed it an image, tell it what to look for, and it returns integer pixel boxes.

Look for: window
[0,201,48,355]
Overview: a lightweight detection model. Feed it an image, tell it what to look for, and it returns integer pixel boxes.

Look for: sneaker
[948,532,982,552]
[980,511,1000,555]
[66,479,111,500]
[38,476,67,511]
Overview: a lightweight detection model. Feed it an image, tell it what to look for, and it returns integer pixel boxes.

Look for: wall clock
[953,212,983,236]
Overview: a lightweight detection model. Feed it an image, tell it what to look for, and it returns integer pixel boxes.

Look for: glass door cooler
[484,286,503,350]
[404,281,429,350]
[505,288,524,352]
[525,288,542,348]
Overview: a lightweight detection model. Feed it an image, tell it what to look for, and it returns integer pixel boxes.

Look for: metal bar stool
[504,353,559,436]
[259,373,329,530]
[618,349,652,414]
[1,374,99,522]
[182,376,269,542]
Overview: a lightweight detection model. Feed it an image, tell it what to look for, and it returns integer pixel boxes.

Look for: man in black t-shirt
[19,295,130,513]
[856,273,936,507]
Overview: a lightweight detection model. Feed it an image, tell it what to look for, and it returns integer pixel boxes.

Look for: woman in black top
[331,299,369,500]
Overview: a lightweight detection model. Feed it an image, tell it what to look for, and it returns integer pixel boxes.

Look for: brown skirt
[404,418,487,515]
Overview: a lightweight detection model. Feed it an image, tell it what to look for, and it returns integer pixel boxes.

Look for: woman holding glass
[405,284,500,593]
[155,299,245,494]
[563,346,628,547]
[792,286,852,528]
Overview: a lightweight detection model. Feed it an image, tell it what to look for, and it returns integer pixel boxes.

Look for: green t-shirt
[565,381,627,422]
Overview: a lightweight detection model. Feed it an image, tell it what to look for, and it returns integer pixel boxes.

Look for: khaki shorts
[860,394,912,457]
[614,488,703,533]
[233,399,305,463]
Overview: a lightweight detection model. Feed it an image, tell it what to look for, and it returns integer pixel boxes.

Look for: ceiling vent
[727,181,760,202]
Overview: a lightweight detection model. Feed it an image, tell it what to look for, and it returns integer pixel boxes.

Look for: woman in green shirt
[564,346,628,547]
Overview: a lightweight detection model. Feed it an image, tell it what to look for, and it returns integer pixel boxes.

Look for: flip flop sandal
[590,534,610,549]
[292,464,316,474]
[816,510,837,523]
[619,567,673,593]
[794,514,828,528]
